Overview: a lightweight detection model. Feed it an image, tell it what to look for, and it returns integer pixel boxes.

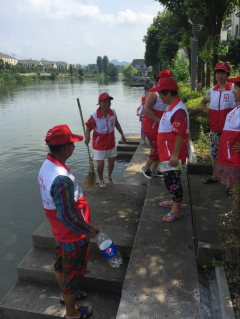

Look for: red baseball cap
[45,125,84,145]
[142,96,146,101]
[98,92,114,102]
[215,62,230,73]
[157,70,172,79]
[149,77,178,92]
[226,74,240,82]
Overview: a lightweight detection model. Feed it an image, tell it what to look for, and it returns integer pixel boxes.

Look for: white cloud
[117,9,154,24]
[28,0,100,19]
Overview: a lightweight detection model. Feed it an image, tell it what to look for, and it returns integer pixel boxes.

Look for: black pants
[163,170,183,203]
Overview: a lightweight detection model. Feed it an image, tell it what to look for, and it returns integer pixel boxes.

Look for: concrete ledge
[187,139,198,164]
[215,265,236,319]
[187,163,212,175]
[197,242,222,268]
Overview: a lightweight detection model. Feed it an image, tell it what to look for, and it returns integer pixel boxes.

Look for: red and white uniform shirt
[207,82,235,132]
[85,108,116,151]
[38,155,91,242]
[143,92,168,133]
[218,104,240,167]
[157,97,189,163]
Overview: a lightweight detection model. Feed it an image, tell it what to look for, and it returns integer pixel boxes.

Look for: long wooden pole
[77,98,92,161]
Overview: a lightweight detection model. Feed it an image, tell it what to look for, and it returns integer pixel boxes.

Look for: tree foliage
[96,56,103,74]
[122,65,138,79]
[169,52,190,83]
[102,55,109,75]
[108,63,118,77]
[143,11,183,69]
[220,37,240,69]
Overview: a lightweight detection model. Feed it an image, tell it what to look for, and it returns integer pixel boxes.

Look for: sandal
[162,212,182,222]
[60,289,87,304]
[159,200,173,208]
[203,177,219,184]
[99,180,106,189]
[105,174,113,183]
[220,210,233,217]
[64,306,93,319]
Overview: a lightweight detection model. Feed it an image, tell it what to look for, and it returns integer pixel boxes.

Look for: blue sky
[0,0,164,65]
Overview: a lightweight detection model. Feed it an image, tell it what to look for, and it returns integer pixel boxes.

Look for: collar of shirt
[213,82,232,91]
[97,107,114,119]
[167,96,181,112]
[46,154,71,171]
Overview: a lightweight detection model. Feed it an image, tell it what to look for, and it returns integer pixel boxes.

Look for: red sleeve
[85,116,96,131]
[171,109,187,122]
[171,119,188,137]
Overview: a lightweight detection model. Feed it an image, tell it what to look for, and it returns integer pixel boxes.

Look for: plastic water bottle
[96,232,123,268]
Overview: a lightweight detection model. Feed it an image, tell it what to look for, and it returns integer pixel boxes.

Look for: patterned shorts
[146,132,159,161]
[210,131,222,160]
[54,242,89,295]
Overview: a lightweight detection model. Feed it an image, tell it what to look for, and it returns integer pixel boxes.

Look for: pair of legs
[162,170,183,221]
[143,132,159,173]
[97,157,115,181]
[204,131,221,183]
[54,243,92,319]
[141,121,146,144]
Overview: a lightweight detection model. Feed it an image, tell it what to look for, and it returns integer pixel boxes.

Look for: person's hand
[86,227,101,240]
[169,155,179,167]
[232,142,240,152]
[136,113,139,116]
[121,134,126,144]
[204,108,209,117]
[85,136,90,146]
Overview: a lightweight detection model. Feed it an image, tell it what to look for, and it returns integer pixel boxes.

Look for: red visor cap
[45,125,84,145]
[226,74,240,82]
[98,92,114,102]
[215,62,230,73]
[157,70,172,79]
[149,77,178,92]
[142,96,146,101]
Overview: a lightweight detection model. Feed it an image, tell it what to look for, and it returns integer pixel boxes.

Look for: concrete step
[33,221,136,258]
[117,144,138,152]
[116,150,135,159]
[0,281,120,319]
[118,134,141,145]
[17,248,128,294]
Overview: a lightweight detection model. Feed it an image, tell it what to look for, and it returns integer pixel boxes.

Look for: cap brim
[215,67,228,72]
[149,86,160,92]
[226,77,240,83]
[71,134,84,142]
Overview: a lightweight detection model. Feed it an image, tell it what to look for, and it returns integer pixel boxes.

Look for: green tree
[108,63,118,77]
[169,52,190,83]
[96,56,103,74]
[220,37,240,69]
[122,65,138,79]
[102,55,109,75]
[143,11,183,70]
[0,59,5,71]
[69,64,73,76]
[78,67,84,76]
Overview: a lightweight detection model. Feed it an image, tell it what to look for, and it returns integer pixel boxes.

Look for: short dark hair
[48,143,70,153]
[234,82,240,88]
[160,90,178,96]
[215,69,230,77]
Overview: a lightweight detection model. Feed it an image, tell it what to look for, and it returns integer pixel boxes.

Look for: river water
[0,78,145,301]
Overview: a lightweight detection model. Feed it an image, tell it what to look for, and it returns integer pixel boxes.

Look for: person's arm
[85,116,96,145]
[136,105,141,116]
[115,116,126,143]
[144,92,160,122]
[51,175,96,235]
[200,91,211,117]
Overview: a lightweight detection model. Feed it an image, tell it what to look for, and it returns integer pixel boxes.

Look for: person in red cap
[136,95,147,144]
[141,70,172,179]
[200,62,235,188]
[156,78,190,222]
[85,92,126,189]
[38,124,101,319]
[216,74,240,219]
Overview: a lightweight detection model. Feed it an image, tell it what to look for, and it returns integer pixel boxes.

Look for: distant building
[75,64,82,69]
[18,59,42,67]
[55,61,69,69]
[221,9,240,40]
[0,52,18,65]
[131,59,151,78]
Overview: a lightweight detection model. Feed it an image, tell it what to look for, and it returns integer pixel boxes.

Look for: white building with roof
[0,52,18,65]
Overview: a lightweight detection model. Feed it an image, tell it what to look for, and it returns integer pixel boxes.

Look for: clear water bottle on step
[96,232,123,268]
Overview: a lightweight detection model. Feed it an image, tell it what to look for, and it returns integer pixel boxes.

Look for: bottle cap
[96,231,100,234]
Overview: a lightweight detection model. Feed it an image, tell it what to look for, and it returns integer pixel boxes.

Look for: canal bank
[0,136,235,319]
